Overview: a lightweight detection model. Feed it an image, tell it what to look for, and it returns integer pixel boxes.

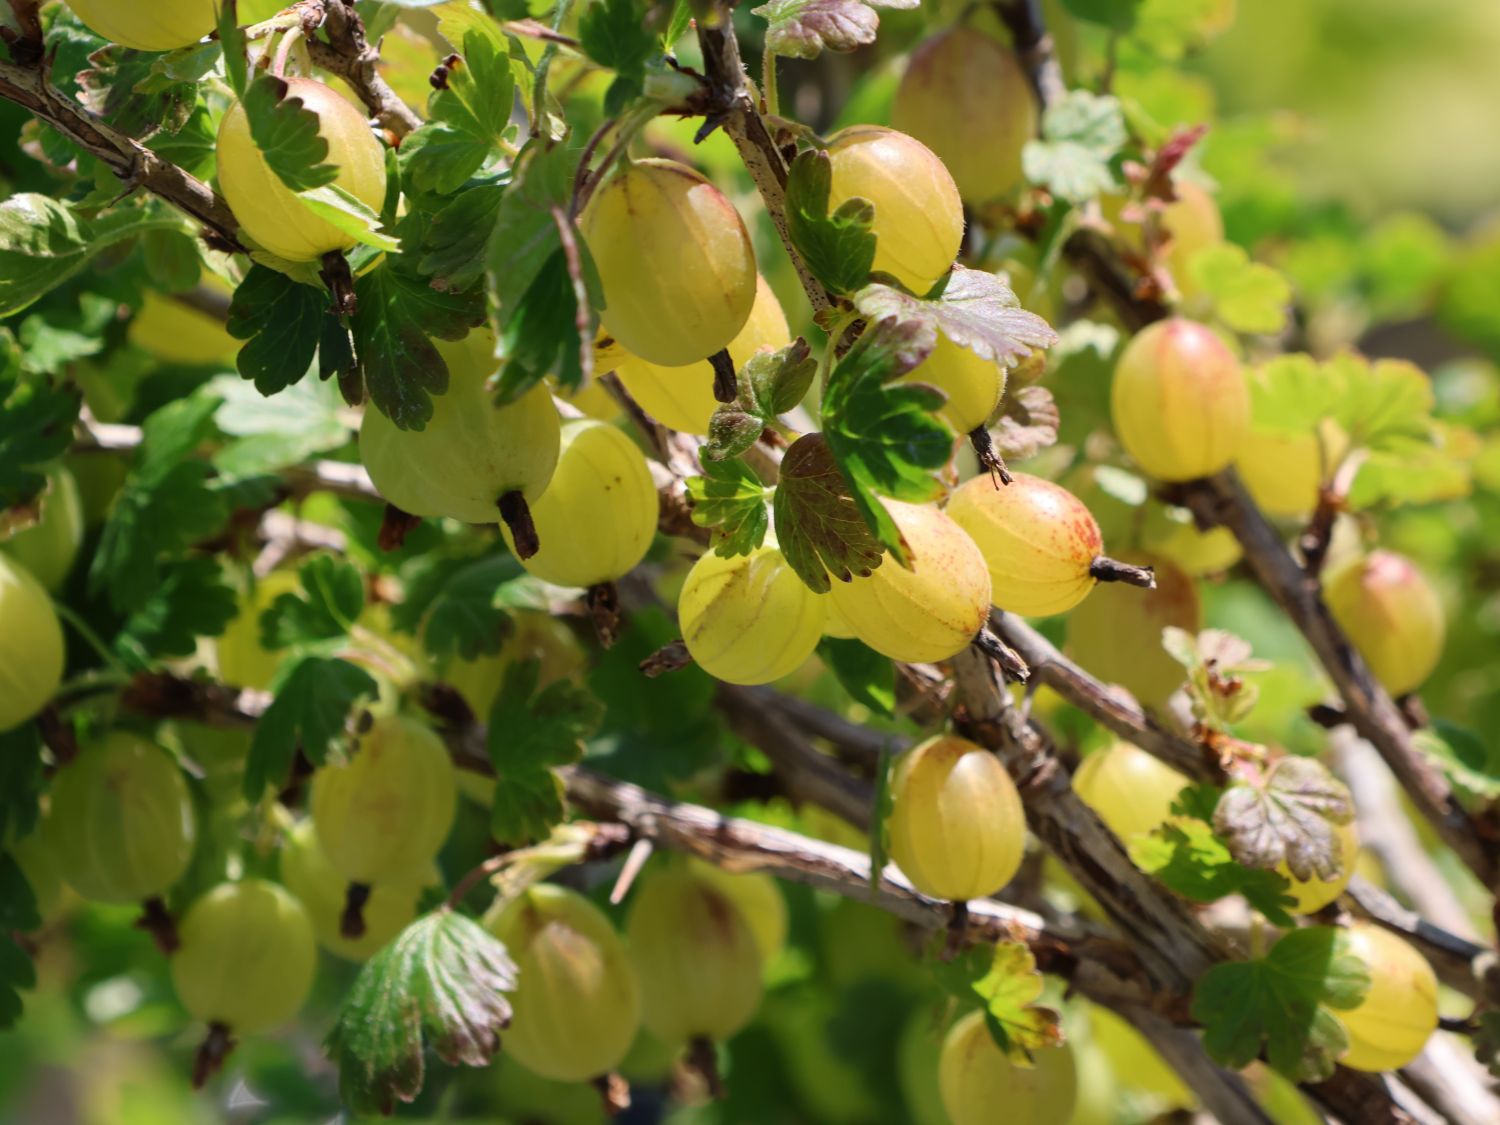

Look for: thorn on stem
[340,881,372,939]
[1089,555,1156,589]
[941,899,970,961]
[709,348,738,404]
[498,491,539,558]
[609,837,655,904]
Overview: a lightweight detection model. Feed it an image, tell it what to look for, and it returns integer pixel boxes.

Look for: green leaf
[486,659,604,845]
[261,554,366,649]
[217,0,248,96]
[114,558,238,668]
[1192,926,1370,1082]
[327,910,518,1116]
[819,316,951,559]
[773,431,886,592]
[352,254,483,430]
[854,267,1059,373]
[241,74,338,193]
[407,31,516,193]
[486,142,597,400]
[1060,0,1143,31]
[0,368,81,509]
[77,44,198,138]
[785,150,877,295]
[392,551,520,661]
[1413,722,1500,800]
[685,457,771,557]
[1022,90,1127,203]
[1130,817,1296,927]
[297,185,400,252]
[0,724,46,842]
[226,265,326,395]
[209,373,349,478]
[1213,757,1354,883]
[0,195,183,317]
[704,338,818,462]
[418,179,505,292]
[868,745,894,891]
[579,0,654,85]
[970,942,1065,1059]
[1188,243,1292,335]
[818,637,894,715]
[244,657,378,798]
[0,853,37,1027]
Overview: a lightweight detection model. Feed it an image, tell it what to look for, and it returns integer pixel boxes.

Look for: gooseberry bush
[3,0,1500,1121]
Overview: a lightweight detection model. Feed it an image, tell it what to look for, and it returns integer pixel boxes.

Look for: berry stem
[685,1036,724,1100]
[1089,555,1156,589]
[339,881,372,939]
[709,348,738,404]
[498,491,540,559]
[191,1022,237,1089]
[377,503,421,551]
[592,1072,632,1117]
[136,895,180,954]
[587,582,621,648]
[968,425,1012,485]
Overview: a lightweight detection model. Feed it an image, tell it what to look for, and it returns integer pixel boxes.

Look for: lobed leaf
[686,458,771,557]
[260,554,366,650]
[241,74,338,193]
[785,151,878,294]
[1213,757,1354,883]
[243,657,378,798]
[114,557,238,668]
[773,432,886,591]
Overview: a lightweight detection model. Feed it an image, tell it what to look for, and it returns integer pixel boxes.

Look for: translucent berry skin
[888,735,1026,902]
[171,879,317,1034]
[679,543,827,686]
[946,472,1104,618]
[1139,503,1243,577]
[627,867,764,1043]
[1275,819,1358,914]
[939,1010,1078,1125]
[614,274,790,435]
[825,126,964,295]
[891,30,1036,204]
[217,78,388,262]
[1323,550,1444,697]
[1065,551,1201,709]
[486,884,641,1082]
[685,858,788,965]
[1236,419,1349,518]
[215,569,301,692]
[904,333,1007,435]
[0,553,65,731]
[1,466,84,593]
[279,819,430,961]
[1111,318,1248,482]
[1071,741,1191,842]
[127,286,238,366]
[49,732,196,904]
[1337,922,1438,1072]
[581,159,757,366]
[67,0,219,51]
[499,419,658,587]
[310,714,458,886]
[360,329,561,524]
[827,500,991,663]
[1162,182,1225,301]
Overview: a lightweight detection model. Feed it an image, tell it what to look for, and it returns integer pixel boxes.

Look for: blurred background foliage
[5,0,1500,1121]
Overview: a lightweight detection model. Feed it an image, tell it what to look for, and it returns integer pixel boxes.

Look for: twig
[300,0,422,138]
[1181,470,1500,888]
[994,0,1067,108]
[0,58,243,250]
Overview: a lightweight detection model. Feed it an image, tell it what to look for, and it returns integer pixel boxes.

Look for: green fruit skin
[825,126,964,295]
[171,879,317,1034]
[217,77,388,262]
[486,884,642,1082]
[279,819,429,961]
[1088,1003,1193,1108]
[1065,551,1201,710]
[1071,741,1191,842]
[215,570,301,692]
[888,734,1026,901]
[0,553,66,732]
[685,858,787,966]
[310,714,458,886]
[581,159,757,367]
[1275,819,1358,914]
[49,732,196,904]
[891,29,1036,203]
[627,867,764,1043]
[67,0,219,51]
[1337,923,1438,1072]
[678,543,827,686]
[946,472,1103,618]
[500,419,658,587]
[903,332,1007,435]
[1323,550,1444,697]
[939,1010,1077,1125]
[359,329,561,524]
[1111,318,1248,482]
[1,466,84,593]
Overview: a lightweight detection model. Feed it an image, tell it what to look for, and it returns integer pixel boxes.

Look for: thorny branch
[296,0,422,138]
